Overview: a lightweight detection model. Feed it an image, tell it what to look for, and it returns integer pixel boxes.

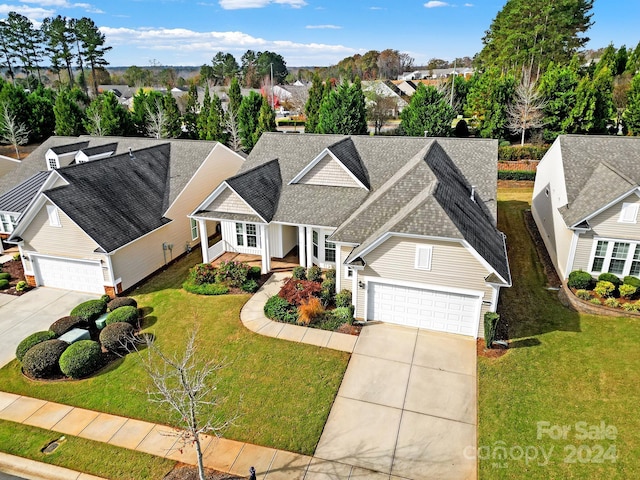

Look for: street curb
[0,452,108,480]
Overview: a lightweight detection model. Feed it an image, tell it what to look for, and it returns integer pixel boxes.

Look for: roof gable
[0,171,52,214]
[226,159,282,222]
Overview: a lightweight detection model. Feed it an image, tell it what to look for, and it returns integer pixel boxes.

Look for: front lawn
[0,250,349,455]
[478,187,640,479]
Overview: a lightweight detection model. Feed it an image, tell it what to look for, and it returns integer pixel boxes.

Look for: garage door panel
[34,256,104,294]
[367,282,479,337]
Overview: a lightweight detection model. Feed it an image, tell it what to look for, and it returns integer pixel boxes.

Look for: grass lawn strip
[0,419,175,479]
[478,187,640,479]
[0,250,349,455]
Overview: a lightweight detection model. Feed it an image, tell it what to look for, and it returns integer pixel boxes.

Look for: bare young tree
[225,107,242,152]
[86,110,103,136]
[0,104,29,160]
[507,73,547,145]
[146,98,167,139]
[365,92,398,135]
[137,329,236,480]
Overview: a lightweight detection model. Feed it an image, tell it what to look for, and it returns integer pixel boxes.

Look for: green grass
[0,249,349,455]
[0,420,175,479]
[479,187,640,479]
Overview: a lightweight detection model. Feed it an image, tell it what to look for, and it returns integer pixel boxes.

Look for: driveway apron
[314,323,477,480]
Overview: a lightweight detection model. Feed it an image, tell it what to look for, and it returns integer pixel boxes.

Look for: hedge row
[498,170,536,181]
[498,145,549,161]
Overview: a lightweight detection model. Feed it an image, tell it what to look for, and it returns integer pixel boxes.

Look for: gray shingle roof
[78,143,118,157]
[326,138,369,189]
[45,144,172,252]
[50,141,90,155]
[0,171,51,214]
[557,136,640,227]
[226,159,282,222]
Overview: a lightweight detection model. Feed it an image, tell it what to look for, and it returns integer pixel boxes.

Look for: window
[0,214,17,233]
[235,222,258,248]
[312,230,318,258]
[609,242,630,275]
[324,235,335,262]
[46,205,61,227]
[415,245,433,270]
[630,245,640,276]
[591,240,608,272]
[190,219,199,241]
[619,203,639,224]
[345,267,354,279]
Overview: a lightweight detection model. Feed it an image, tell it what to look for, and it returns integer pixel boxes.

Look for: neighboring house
[533,135,640,282]
[191,133,511,338]
[361,80,409,114]
[3,136,244,296]
[397,68,474,81]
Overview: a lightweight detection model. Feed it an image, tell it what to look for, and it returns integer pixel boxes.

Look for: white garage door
[33,256,104,294]
[367,282,480,336]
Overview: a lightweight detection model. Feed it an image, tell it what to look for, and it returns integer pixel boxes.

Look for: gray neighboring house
[533,135,640,281]
[191,133,511,338]
[1,136,244,295]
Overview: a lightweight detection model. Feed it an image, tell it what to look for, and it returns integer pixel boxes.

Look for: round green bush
[598,272,621,286]
[49,316,87,336]
[70,299,107,321]
[307,266,322,283]
[59,340,103,379]
[241,279,259,293]
[16,330,56,362]
[16,280,28,292]
[105,306,139,326]
[183,280,229,295]
[100,294,112,304]
[604,298,620,308]
[594,281,616,298]
[22,339,68,378]
[624,276,640,288]
[575,289,592,300]
[291,266,306,280]
[99,322,135,352]
[335,289,352,308]
[264,295,297,323]
[0,272,10,280]
[568,270,595,290]
[619,284,637,299]
[0,279,9,290]
[107,296,138,312]
[325,268,336,281]
[247,266,262,280]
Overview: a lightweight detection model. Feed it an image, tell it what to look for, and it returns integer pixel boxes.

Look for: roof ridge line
[598,160,637,186]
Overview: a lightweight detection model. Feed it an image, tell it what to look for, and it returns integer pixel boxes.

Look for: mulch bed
[225,272,272,295]
[163,464,242,480]
[1,258,29,296]
[477,338,508,359]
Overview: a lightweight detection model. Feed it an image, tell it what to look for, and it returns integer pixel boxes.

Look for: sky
[1,0,638,67]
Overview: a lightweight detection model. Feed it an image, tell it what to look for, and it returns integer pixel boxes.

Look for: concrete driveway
[314,323,477,480]
[0,288,99,367]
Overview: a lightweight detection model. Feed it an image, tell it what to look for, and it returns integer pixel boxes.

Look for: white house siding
[297,154,360,188]
[588,195,640,240]
[208,188,255,215]
[220,220,262,256]
[340,246,354,292]
[532,140,572,279]
[355,237,494,332]
[572,232,595,273]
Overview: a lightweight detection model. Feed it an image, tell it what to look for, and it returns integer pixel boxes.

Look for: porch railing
[208,240,225,261]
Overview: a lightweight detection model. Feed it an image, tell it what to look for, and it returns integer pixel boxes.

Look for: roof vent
[470,185,476,202]
[128,147,136,160]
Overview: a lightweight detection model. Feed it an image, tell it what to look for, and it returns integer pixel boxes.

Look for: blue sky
[2,0,638,67]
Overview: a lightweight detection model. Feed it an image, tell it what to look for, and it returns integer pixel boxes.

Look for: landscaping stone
[58,328,90,344]
[95,313,108,330]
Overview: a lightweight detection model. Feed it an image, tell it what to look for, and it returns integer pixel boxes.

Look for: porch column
[335,245,342,292]
[306,227,314,268]
[198,219,209,263]
[352,269,359,319]
[298,226,306,267]
[261,224,271,274]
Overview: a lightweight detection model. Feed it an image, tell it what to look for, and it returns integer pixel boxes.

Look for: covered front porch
[211,249,300,272]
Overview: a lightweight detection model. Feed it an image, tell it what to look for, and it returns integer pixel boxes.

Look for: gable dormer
[289,138,369,189]
[45,141,90,170]
[75,142,118,164]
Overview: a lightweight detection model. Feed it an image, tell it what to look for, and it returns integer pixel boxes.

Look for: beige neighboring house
[191,133,511,338]
[533,135,640,281]
[3,136,244,296]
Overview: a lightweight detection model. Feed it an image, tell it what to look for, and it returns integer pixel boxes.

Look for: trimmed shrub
[16,281,28,292]
[335,289,352,308]
[241,279,259,293]
[332,306,355,325]
[622,302,640,312]
[215,260,249,287]
[483,312,500,348]
[292,266,306,280]
[313,312,346,331]
[191,263,217,284]
[0,279,9,290]
[604,298,620,308]
[107,297,138,312]
[568,270,595,290]
[49,316,87,336]
[16,330,56,362]
[307,266,322,283]
[59,340,103,379]
[497,170,536,181]
[183,280,229,295]
[594,281,616,298]
[320,278,336,306]
[247,266,262,280]
[105,306,139,326]
[100,322,135,352]
[589,298,602,305]
[12,253,20,261]
[0,272,10,280]
[264,295,297,323]
[498,144,549,161]
[279,278,322,306]
[70,299,107,322]
[624,276,640,288]
[100,294,112,304]
[22,339,68,378]
[598,272,621,286]
[619,284,637,299]
[575,289,591,300]
[325,268,336,281]
[298,297,324,326]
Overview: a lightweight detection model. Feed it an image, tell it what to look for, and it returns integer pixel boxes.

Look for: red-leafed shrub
[278,278,322,306]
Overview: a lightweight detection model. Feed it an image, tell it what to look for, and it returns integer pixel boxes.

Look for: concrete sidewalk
[240,272,358,353]
[0,392,386,480]
[0,452,106,480]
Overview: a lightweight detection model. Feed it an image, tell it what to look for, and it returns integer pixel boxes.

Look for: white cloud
[20,0,104,14]
[464,2,473,6]
[424,1,449,7]
[219,0,306,9]
[370,6,385,10]
[305,24,341,29]
[0,4,53,19]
